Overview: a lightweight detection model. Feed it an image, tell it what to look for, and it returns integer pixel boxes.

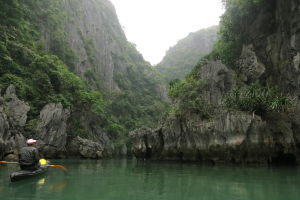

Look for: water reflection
[37,178,46,185]
[1,160,300,200]
[48,181,67,192]
[129,162,300,200]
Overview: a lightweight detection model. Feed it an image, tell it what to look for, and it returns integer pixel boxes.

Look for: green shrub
[168,74,213,119]
[224,84,295,114]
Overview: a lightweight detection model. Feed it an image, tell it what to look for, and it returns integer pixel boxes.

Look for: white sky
[110,0,224,65]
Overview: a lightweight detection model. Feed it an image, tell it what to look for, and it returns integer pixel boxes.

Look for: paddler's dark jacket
[18,146,40,166]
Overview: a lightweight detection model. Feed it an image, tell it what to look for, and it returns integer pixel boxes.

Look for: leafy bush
[168,74,213,119]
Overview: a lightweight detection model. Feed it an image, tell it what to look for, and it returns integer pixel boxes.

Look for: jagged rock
[0,85,29,159]
[56,0,126,91]
[128,0,300,166]
[0,108,10,142]
[130,112,297,164]
[67,136,104,159]
[129,127,163,159]
[199,60,235,106]
[36,103,70,157]
[238,44,266,83]
[71,109,115,157]
[4,85,30,131]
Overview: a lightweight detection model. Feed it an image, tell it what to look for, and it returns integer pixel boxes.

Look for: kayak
[10,160,49,182]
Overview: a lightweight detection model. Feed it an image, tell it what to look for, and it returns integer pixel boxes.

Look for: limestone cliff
[0,85,111,160]
[57,0,126,91]
[0,0,166,159]
[129,0,300,165]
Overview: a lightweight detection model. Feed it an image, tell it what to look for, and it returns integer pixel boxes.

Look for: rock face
[238,44,266,83]
[0,0,164,159]
[4,85,30,132]
[130,112,297,165]
[0,86,115,159]
[36,103,70,158]
[34,103,115,159]
[129,0,300,165]
[0,85,29,160]
[69,109,115,157]
[129,127,164,159]
[198,60,235,106]
[41,0,160,95]
[60,0,125,91]
[67,136,104,159]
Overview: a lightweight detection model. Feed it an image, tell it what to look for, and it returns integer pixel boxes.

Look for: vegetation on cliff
[207,0,272,66]
[167,65,213,119]
[0,0,167,144]
[165,0,294,120]
[110,42,167,130]
[0,0,112,135]
[224,85,295,115]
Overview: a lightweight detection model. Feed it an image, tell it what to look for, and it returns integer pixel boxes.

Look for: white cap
[26,139,37,144]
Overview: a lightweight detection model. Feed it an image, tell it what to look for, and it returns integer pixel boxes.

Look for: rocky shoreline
[0,85,117,161]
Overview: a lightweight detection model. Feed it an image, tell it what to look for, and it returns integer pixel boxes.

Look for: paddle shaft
[0,161,18,164]
[0,161,67,170]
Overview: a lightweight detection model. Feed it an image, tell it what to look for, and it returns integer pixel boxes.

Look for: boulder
[67,136,104,159]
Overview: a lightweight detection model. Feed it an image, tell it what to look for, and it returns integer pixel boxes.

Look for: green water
[0,159,300,200]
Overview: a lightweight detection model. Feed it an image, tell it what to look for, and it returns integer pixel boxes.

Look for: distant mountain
[156,26,218,83]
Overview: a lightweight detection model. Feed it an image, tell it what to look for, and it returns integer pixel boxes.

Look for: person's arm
[34,148,40,164]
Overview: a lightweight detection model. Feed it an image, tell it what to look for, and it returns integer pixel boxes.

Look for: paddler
[18,139,40,171]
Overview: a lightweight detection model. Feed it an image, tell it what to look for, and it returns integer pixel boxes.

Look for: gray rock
[36,103,70,157]
[0,85,29,159]
[0,108,10,142]
[130,112,297,164]
[128,0,300,165]
[67,136,104,159]
[4,85,30,131]
[129,127,163,159]
[199,60,235,106]
[55,0,126,91]
[238,44,265,83]
[71,109,115,157]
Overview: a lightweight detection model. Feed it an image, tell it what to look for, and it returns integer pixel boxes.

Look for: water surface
[0,159,299,200]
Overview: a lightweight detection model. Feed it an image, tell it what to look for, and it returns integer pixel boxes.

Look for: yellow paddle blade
[0,161,8,164]
[39,159,47,165]
[50,165,68,171]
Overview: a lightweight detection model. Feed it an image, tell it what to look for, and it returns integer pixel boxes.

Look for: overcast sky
[110,0,224,65]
